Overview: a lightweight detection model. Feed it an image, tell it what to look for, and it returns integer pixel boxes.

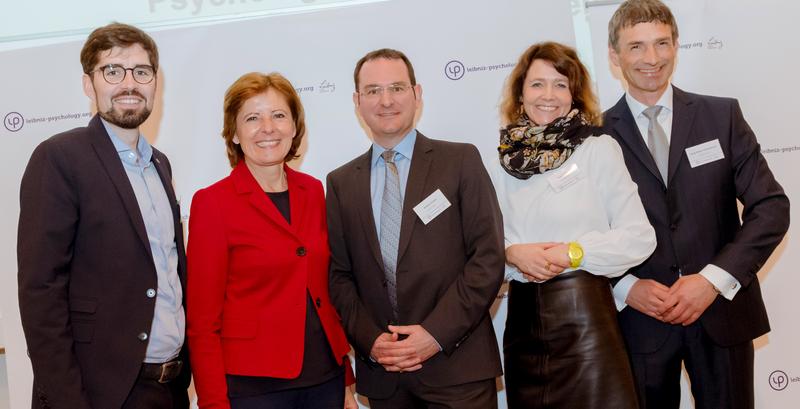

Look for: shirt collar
[371,129,417,168]
[626,84,674,119]
[101,118,153,164]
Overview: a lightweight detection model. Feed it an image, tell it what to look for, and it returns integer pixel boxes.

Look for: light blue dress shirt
[370,130,417,236]
[103,120,185,363]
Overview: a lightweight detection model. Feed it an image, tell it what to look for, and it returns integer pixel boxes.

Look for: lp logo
[4,112,24,132]
[445,60,465,80]
[769,370,789,391]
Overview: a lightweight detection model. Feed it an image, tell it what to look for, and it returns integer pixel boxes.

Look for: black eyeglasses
[90,64,156,84]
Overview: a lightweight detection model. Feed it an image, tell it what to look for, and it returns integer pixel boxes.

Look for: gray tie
[380,150,401,317]
[643,105,669,184]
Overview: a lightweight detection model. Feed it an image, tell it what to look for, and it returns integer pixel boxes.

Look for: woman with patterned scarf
[489,42,656,409]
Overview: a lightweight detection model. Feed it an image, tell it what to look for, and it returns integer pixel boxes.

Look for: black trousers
[629,322,754,409]
[229,372,344,409]
[368,375,497,409]
[121,373,189,409]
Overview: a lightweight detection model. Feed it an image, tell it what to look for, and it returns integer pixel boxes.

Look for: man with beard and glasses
[17,23,190,409]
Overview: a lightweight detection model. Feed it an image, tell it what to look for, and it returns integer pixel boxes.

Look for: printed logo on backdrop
[4,112,24,132]
[762,146,800,155]
[444,59,516,81]
[294,80,336,95]
[6,112,92,132]
[679,36,724,51]
[445,60,465,80]
[768,370,800,391]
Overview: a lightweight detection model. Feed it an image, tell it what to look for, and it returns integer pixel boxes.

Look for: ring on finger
[545,262,551,271]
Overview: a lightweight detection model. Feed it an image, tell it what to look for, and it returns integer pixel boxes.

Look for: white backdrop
[0,1,575,408]
[585,0,799,408]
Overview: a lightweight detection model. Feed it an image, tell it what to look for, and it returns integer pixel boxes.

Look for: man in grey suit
[18,23,190,409]
[326,48,505,408]
[603,1,790,408]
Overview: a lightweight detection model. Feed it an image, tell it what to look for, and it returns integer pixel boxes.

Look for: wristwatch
[568,242,584,268]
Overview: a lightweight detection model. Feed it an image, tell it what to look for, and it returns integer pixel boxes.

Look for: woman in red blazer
[187,72,356,409]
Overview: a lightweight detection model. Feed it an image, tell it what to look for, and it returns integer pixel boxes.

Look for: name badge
[685,139,724,168]
[413,189,451,225]
[547,163,582,193]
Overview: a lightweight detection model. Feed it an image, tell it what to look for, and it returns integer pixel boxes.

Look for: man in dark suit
[17,23,190,409]
[326,48,505,408]
[603,1,790,408]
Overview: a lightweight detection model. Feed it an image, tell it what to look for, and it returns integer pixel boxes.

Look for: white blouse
[489,134,656,282]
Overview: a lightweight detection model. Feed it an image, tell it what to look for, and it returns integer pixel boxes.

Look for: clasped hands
[505,242,570,283]
[370,324,440,372]
[626,274,719,326]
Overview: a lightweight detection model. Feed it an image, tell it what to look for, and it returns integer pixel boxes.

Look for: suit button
[296,247,306,256]
[146,288,156,298]
[138,332,148,341]
[670,223,677,230]
[315,297,322,308]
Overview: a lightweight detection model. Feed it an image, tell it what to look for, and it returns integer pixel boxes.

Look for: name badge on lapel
[685,139,724,168]
[413,189,451,225]
[547,163,582,193]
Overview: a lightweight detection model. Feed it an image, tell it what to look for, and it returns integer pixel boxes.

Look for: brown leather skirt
[503,271,639,409]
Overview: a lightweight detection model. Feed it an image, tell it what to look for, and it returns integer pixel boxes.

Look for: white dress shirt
[490,134,656,296]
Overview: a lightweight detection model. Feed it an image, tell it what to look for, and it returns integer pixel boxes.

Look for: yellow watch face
[568,242,583,267]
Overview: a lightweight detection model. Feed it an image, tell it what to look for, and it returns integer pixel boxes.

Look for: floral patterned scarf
[498,109,599,179]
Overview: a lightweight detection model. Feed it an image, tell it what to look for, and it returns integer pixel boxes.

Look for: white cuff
[699,264,741,300]
[612,274,638,311]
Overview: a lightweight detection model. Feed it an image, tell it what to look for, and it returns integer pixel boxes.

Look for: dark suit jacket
[187,162,354,409]
[17,115,190,409]
[326,132,505,398]
[603,87,790,353]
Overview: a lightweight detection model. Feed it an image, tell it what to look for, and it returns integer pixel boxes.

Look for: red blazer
[187,162,353,409]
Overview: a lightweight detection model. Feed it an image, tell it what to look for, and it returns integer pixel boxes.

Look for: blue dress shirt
[370,130,417,236]
[103,120,185,363]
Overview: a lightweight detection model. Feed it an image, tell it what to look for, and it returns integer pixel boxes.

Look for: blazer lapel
[232,162,297,238]
[397,133,433,263]
[151,150,187,286]
[353,149,385,270]
[286,166,309,236]
[668,86,697,184]
[609,96,666,186]
[89,116,153,259]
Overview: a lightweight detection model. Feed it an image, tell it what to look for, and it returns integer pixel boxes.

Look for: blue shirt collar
[371,129,417,168]
[101,118,153,164]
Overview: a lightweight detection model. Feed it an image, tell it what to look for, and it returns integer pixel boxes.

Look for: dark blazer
[186,162,354,409]
[603,87,790,353]
[17,115,190,409]
[326,132,505,398]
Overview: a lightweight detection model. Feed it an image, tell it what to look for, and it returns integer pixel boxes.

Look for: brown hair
[80,22,159,74]
[608,0,678,51]
[221,72,306,168]
[500,42,601,126]
[353,48,417,90]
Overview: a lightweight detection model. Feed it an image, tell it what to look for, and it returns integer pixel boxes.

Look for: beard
[98,90,152,129]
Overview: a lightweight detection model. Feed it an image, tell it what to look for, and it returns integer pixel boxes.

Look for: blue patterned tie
[380,150,401,317]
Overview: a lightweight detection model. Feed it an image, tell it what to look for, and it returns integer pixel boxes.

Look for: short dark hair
[608,0,678,51]
[221,72,306,168]
[353,48,416,90]
[500,42,601,126]
[80,23,159,74]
